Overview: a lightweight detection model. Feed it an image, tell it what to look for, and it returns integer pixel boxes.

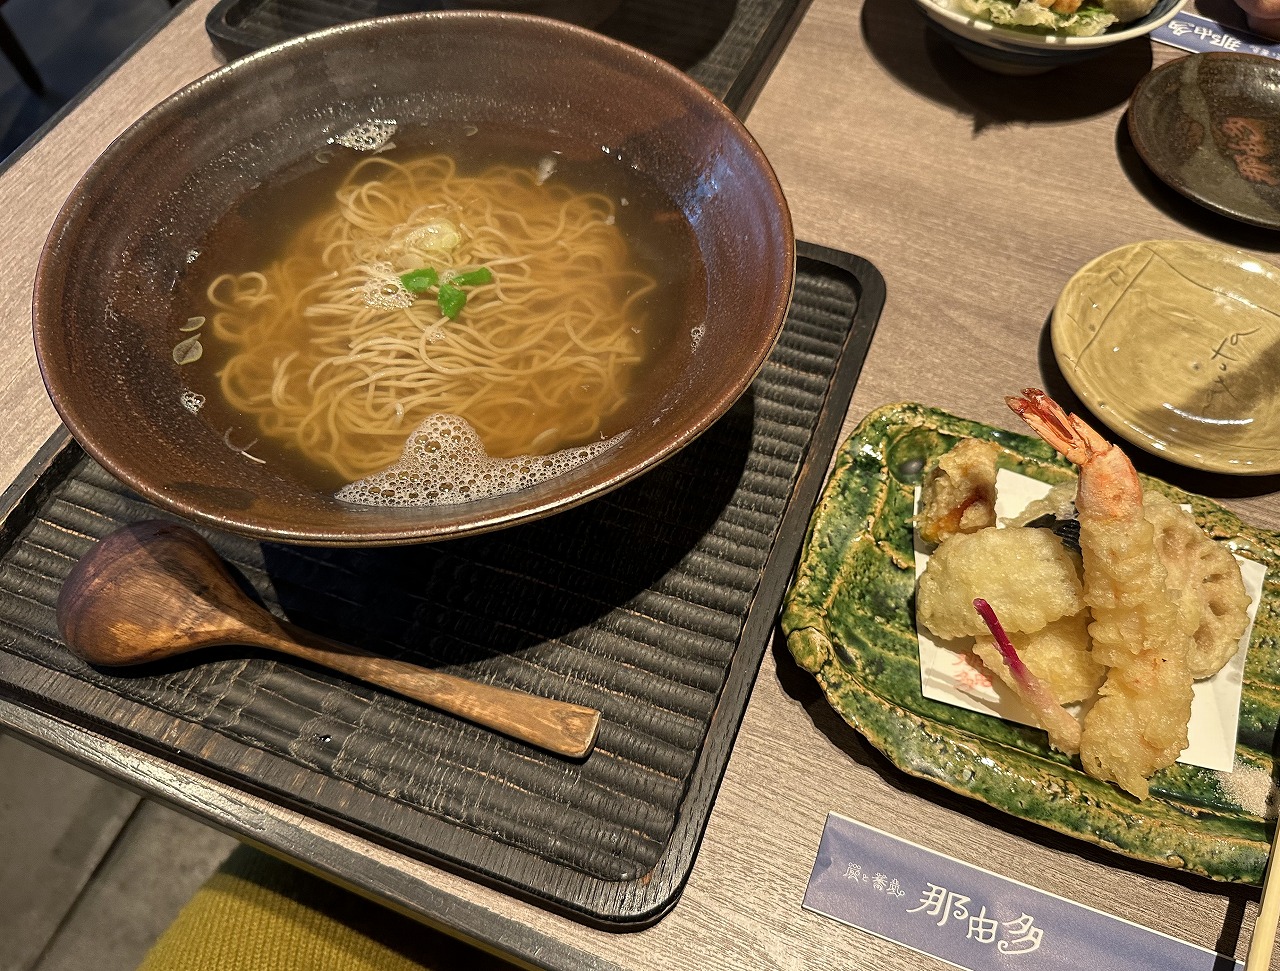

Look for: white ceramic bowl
[911,0,1189,74]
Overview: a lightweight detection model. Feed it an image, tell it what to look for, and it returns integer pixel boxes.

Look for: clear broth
[173,123,707,496]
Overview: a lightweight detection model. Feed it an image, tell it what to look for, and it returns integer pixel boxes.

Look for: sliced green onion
[400,266,491,320]
[437,283,467,320]
[399,267,439,293]
[448,266,493,288]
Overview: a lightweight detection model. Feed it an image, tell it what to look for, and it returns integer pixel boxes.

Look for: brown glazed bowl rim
[33,11,795,546]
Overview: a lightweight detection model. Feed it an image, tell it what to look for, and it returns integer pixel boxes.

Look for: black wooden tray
[0,243,882,927]
[205,0,809,117]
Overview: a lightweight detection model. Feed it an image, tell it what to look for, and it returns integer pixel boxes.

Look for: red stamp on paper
[954,651,994,692]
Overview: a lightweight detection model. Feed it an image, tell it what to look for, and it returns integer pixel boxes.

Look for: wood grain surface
[1,0,1277,968]
[0,0,219,493]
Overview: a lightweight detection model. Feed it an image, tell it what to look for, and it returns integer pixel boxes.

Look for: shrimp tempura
[1007,390,1194,799]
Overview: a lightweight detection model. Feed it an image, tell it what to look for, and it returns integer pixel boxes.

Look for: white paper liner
[915,468,1266,773]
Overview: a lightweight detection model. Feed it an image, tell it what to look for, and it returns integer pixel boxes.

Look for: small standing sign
[1152,11,1280,59]
[803,813,1242,970]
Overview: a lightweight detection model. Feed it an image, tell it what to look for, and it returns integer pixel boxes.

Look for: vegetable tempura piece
[974,609,1104,705]
[918,438,1001,546]
[1144,491,1250,679]
[1008,389,1193,799]
[1009,480,1248,678]
[973,599,1081,754]
[917,527,1084,639]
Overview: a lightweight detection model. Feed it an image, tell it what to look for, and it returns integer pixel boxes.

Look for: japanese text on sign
[1154,13,1280,59]
[841,862,1044,956]
[909,883,1043,955]
[805,814,1242,971]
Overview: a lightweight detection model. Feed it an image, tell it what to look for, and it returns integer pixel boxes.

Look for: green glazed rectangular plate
[781,402,1280,884]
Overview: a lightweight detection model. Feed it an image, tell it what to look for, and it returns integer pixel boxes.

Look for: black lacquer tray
[0,244,882,926]
[205,0,809,117]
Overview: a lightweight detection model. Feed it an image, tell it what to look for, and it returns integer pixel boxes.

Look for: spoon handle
[269,622,600,758]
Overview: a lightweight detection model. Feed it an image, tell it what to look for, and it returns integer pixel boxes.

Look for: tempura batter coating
[1144,491,1249,679]
[1079,650,1193,798]
[973,599,1082,755]
[1073,503,1182,670]
[1009,482,1248,679]
[1009,390,1195,800]
[918,438,1001,546]
[917,527,1084,639]
[974,609,1103,705]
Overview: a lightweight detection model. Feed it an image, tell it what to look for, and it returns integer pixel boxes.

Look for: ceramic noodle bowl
[33,12,794,546]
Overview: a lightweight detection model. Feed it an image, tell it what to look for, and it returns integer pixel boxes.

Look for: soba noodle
[206,153,655,484]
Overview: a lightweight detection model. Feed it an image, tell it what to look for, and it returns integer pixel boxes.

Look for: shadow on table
[597,0,738,72]
[768,633,1257,964]
[256,389,757,671]
[0,0,173,163]
[860,0,1152,130]
[1193,0,1254,30]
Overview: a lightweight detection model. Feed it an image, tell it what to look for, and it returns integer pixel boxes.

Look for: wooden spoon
[55,520,601,758]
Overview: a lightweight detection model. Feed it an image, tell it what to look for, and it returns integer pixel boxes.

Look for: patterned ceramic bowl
[911,0,1189,74]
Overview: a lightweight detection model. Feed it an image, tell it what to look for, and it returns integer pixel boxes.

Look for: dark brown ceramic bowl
[34,12,793,546]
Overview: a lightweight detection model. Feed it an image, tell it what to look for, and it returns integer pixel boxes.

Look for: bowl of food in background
[33,12,794,547]
[911,0,1189,74]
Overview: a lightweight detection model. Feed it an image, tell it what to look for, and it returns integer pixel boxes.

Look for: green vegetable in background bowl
[912,0,1188,74]
[956,0,1157,35]
[957,0,1118,34]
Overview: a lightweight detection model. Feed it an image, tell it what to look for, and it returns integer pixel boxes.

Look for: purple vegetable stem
[972,598,1030,680]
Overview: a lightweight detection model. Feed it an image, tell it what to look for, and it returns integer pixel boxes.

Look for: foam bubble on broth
[336,413,625,507]
[333,119,397,152]
[359,262,415,310]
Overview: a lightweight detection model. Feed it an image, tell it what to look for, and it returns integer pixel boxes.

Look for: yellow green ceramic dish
[781,402,1280,884]
[1052,240,1280,475]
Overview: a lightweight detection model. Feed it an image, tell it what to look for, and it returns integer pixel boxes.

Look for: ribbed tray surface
[0,250,879,923]
[206,0,803,112]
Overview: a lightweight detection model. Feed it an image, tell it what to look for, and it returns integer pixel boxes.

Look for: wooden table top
[2,0,1278,967]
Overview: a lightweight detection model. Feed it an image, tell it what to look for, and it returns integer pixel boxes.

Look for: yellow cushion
[138,845,517,971]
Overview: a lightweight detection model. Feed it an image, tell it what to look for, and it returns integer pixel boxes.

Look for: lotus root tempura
[178,134,705,498]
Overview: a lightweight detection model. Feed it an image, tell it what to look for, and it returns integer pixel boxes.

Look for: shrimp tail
[1007,388,1141,523]
[1005,389,1108,468]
